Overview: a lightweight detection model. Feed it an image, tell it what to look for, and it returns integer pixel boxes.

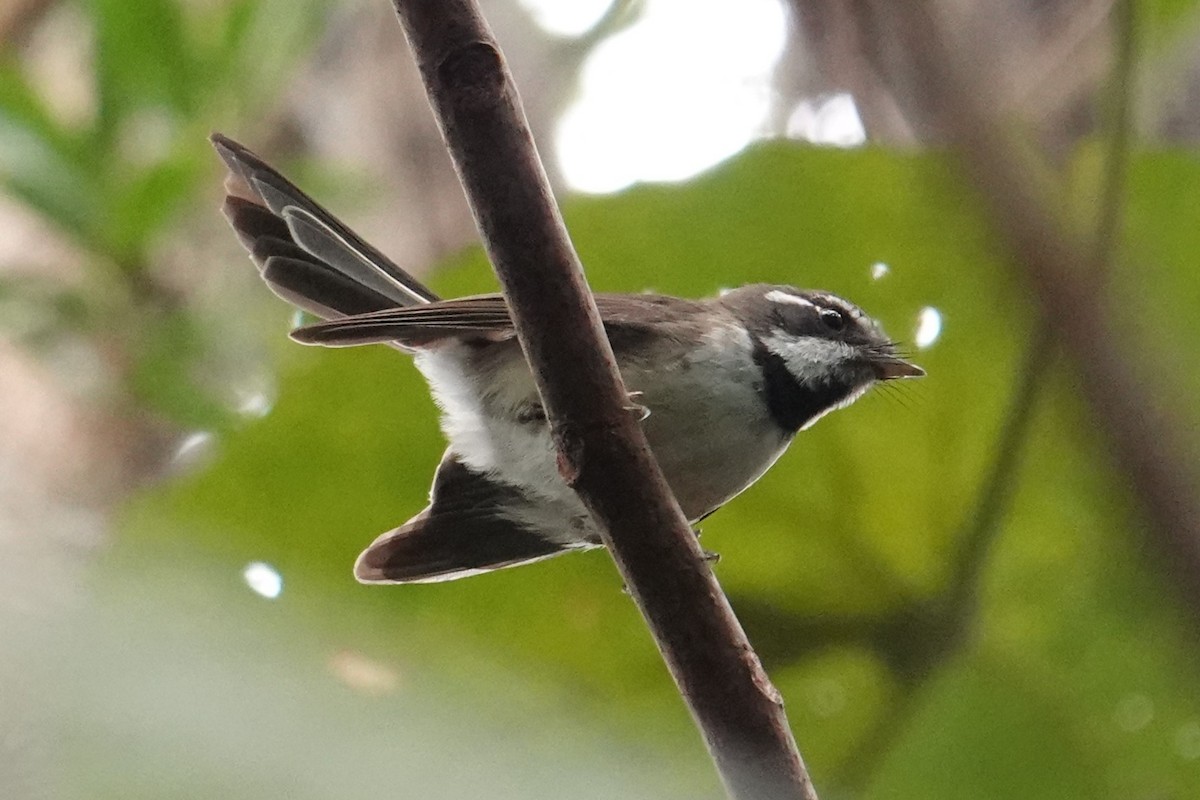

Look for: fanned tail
[211,137,582,585]
[211,133,439,319]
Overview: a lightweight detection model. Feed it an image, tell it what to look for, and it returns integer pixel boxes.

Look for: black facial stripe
[751,336,852,434]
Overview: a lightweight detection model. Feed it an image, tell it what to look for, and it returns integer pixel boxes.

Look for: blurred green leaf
[90,0,198,132]
[1137,0,1200,63]
[0,60,70,148]
[1142,0,1200,31]
[206,0,331,116]
[104,148,207,261]
[0,0,327,262]
[865,651,1108,800]
[127,308,237,430]
[0,0,336,439]
[0,61,99,242]
[0,273,90,347]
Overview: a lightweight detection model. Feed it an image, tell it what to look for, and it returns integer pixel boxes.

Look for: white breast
[415,341,561,488]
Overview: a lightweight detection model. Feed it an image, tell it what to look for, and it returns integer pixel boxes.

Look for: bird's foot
[623,391,651,421]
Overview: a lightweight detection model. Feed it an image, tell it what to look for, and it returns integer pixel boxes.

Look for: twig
[945,331,1053,615]
[945,0,1139,620]
[864,1,1200,618]
[387,2,818,798]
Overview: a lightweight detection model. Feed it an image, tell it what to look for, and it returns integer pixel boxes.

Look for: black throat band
[751,337,851,434]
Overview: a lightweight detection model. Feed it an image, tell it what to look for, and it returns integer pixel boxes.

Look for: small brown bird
[213,134,923,584]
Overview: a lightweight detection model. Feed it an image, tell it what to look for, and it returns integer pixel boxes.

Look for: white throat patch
[762,332,854,380]
[758,331,864,407]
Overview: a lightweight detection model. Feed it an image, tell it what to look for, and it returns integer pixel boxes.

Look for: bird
[211,133,924,584]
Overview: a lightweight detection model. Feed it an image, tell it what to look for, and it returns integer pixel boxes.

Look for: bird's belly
[417,330,790,533]
[439,405,786,523]
[651,428,788,520]
[640,382,789,520]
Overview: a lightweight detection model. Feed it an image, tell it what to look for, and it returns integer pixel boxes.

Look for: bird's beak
[873,357,925,380]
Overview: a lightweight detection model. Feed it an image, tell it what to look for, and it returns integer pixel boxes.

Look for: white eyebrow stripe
[765,290,814,307]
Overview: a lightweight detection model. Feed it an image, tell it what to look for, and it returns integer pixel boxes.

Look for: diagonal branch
[387,1,818,798]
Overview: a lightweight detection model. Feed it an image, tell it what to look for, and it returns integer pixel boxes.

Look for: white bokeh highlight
[517,0,613,37]
[243,561,284,600]
[787,93,867,147]
[555,0,787,193]
[914,306,943,349]
[170,431,215,472]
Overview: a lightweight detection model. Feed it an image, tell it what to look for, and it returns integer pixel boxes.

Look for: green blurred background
[2,1,1199,798]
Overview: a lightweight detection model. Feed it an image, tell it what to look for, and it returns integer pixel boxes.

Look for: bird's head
[721,284,924,432]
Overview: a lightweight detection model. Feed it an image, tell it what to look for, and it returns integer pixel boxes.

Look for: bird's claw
[690,526,719,562]
[623,391,650,421]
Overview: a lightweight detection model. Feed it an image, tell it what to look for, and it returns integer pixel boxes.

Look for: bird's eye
[819,308,845,331]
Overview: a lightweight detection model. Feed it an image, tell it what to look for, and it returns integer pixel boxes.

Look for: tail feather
[211,132,439,319]
[222,195,292,253]
[280,205,433,305]
[210,135,585,585]
[260,256,396,318]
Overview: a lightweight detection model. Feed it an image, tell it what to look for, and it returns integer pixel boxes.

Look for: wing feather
[289,293,710,347]
[354,451,574,583]
[290,295,515,346]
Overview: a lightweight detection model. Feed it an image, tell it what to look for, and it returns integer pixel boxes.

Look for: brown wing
[289,293,710,347]
[354,451,575,583]
[289,295,516,347]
